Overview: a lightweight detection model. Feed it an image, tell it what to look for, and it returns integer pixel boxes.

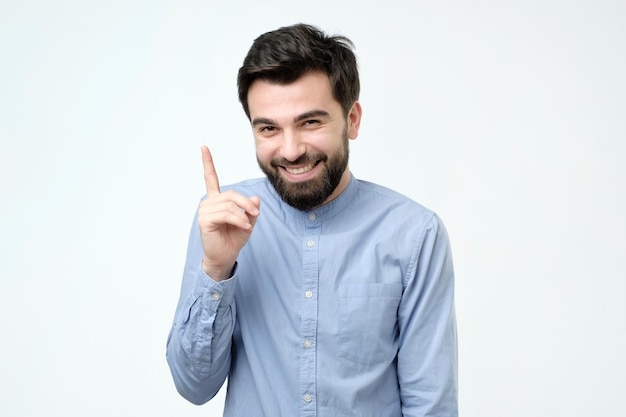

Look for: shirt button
[306,240,315,248]
[211,293,221,300]
[308,213,317,221]
[305,290,313,299]
[304,394,312,403]
[303,340,312,348]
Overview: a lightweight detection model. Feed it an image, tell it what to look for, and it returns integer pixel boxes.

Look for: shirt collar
[279,172,358,221]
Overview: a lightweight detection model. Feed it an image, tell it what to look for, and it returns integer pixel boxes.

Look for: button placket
[300,213,320,415]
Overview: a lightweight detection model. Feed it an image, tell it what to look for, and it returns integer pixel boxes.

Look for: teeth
[286,163,315,175]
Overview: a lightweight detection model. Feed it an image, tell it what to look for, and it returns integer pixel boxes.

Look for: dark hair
[237,23,360,119]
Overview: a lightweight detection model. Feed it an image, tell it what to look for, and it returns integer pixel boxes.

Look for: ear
[346,101,362,140]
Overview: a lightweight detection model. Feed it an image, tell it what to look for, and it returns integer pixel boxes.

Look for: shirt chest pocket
[337,283,403,365]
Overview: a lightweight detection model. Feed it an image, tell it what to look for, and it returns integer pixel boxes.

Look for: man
[166,23,458,416]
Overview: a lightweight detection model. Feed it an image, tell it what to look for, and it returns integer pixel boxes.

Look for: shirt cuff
[199,262,237,307]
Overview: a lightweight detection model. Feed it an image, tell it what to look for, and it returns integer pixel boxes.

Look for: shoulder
[353,178,450,240]
[198,178,276,204]
[220,177,269,196]
[356,180,435,218]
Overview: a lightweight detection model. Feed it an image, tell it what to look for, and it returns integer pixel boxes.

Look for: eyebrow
[294,110,330,123]
[251,110,331,128]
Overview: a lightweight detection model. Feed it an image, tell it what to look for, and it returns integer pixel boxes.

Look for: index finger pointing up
[201,145,220,197]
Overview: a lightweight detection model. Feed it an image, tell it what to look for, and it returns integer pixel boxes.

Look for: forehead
[247,71,341,121]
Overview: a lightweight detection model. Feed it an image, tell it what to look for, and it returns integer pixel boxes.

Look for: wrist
[202,258,236,282]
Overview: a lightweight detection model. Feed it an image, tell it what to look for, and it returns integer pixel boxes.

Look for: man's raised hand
[198,146,260,281]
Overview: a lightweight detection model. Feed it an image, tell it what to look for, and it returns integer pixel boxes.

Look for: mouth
[276,159,323,182]
[284,161,319,175]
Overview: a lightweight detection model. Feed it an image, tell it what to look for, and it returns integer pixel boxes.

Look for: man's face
[247,71,361,211]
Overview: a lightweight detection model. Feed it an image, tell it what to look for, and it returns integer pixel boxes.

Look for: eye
[259,125,276,133]
[302,119,320,127]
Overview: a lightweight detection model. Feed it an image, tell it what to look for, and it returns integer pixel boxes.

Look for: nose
[280,129,306,162]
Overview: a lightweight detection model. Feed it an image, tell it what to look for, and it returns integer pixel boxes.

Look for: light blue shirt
[166,174,458,416]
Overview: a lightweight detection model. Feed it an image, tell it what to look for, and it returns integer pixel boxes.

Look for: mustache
[270,153,327,168]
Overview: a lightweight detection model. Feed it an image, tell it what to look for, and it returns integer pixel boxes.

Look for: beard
[258,133,349,212]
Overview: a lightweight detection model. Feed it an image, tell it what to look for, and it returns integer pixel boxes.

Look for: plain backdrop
[1,1,625,416]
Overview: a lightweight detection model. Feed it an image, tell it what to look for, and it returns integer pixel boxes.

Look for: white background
[1,0,625,416]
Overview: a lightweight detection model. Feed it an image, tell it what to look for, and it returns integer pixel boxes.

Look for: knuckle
[227,201,242,213]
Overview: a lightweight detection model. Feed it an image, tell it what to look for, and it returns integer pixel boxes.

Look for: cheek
[255,140,276,163]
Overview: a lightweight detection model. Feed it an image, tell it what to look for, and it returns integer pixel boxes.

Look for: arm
[398,214,458,417]
[166,146,260,404]
[166,209,237,404]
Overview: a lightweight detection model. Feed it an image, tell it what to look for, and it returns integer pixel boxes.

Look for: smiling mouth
[283,161,320,175]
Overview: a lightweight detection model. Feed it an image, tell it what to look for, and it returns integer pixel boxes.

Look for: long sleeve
[397,214,458,416]
[166,207,237,405]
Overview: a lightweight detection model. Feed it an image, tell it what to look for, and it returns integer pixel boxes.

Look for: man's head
[239,24,362,212]
[237,23,360,120]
